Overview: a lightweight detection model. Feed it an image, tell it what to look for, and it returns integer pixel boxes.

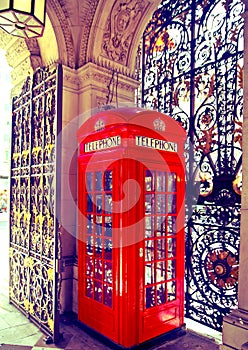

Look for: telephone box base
[76,321,186,350]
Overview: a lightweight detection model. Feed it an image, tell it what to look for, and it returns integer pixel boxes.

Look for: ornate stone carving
[78,0,99,67]
[11,57,32,90]
[5,38,30,68]
[0,28,13,49]
[63,66,79,90]
[48,0,76,68]
[77,62,139,107]
[102,0,146,64]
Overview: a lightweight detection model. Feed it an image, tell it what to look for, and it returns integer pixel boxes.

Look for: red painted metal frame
[77,108,186,348]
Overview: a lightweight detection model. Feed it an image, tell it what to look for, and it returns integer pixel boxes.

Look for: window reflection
[156,172,166,192]
[104,170,112,191]
[168,172,176,192]
[144,169,178,310]
[84,170,113,308]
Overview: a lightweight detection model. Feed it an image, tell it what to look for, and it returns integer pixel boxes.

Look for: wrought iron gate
[139,0,243,331]
[9,64,62,341]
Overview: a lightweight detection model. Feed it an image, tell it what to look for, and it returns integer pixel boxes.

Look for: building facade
[2,0,248,349]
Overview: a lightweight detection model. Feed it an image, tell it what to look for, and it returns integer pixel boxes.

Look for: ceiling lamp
[0,0,46,39]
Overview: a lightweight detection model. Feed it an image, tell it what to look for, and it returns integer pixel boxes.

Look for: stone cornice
[62,65,79,91]
[77,62,139,93]
[62,62,139,94]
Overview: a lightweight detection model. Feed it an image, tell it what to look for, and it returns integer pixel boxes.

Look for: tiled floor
[0,215,222,349]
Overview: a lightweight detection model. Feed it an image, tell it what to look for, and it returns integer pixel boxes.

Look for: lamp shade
[0,0,46,38]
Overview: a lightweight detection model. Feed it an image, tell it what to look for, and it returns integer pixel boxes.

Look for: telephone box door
[138,164,185,343]
[78,160,119,342]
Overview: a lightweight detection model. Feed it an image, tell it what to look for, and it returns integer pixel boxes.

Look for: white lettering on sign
[84,136,121,152]
[135,136,178,152]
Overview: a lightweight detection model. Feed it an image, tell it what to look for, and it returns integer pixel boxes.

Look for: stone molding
[47,0,75,68]
[62,62,139,97]
[77,62,139,93]
[78,0,99,67]
[63,65,79,91]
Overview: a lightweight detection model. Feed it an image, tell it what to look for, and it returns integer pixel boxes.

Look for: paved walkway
[0,215,222,349]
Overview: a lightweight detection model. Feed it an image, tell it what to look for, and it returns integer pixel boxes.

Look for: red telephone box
[77,107,186,348]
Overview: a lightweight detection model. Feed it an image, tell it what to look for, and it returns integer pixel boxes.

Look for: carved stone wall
[101,0,147,64]
[86,0,161,75]
[0,31,32,96]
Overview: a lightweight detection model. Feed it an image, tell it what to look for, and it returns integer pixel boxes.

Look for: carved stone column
[59,66,80,314]
[220,8,248,350]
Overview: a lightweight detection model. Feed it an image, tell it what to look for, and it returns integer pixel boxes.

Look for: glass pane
[157,283,166,305]
[87,214,93,233]
[86,257,93,277]
[156,216,166,236]
[104,284,112,307]
[96,222,102,236]
[168,173,176,192]
[86,172,93,192]
[105,194,112,213]
[94,259,102,280]
[168,237,176,258]
[157,239,166,259]
[104,217,112,237]
[0,0,9,11]
[146,286,156,308]
[86,278,93,298]
[95,171,102,191]
[145,216,154,238]
[156,172,166,192]
[94,281,103,303]
[34,0,45,22]
[14,0,31,12]
[156,194,166,213]
[87,194,93,212]
[86,235,93,255]
[145,263,154,285]
[145,194,154,213]
[96,215,102,225]
[156,261,166,282]
[104,239,112,260]
[96,194,102,213]
[168,194,176,213]
[95,237,102,256]
[104,170,112,191]
[167,280,176,301]
[167,216,176,234]
[145,170,155,191]
[104,261,112,283]
[167,259,176,279]
[145,240,154,261]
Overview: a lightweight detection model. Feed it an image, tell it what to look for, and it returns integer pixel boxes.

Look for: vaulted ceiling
[46,0,161,72]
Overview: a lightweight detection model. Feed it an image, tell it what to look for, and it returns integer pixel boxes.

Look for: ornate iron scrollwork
[140,0,243,331]
[10,65,62,341]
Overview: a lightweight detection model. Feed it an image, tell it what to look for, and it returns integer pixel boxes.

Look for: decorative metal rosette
[192,228,239,305]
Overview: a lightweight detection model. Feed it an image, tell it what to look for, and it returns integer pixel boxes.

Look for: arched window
[138,0,243,331]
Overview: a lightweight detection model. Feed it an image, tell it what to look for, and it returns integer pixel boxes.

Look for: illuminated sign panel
[135,135,178,152]
[84,136,121,152]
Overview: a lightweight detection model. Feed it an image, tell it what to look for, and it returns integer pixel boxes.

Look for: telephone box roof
[77,107,186,144]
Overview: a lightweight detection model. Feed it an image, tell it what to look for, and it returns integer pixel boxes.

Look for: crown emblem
[94,119,105,131]
[153,118,165,131]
